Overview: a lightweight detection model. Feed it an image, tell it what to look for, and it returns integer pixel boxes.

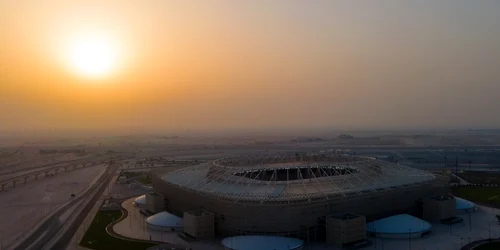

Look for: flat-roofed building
[146,192,164,214]
[183,210,215,239]
[326,213,366,247]
[423,195,456,221]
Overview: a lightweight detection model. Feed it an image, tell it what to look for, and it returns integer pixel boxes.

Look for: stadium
[152,151,449,240]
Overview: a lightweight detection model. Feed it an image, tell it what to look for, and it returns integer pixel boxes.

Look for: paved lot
[112,199,500,250]
[309,205,500,250]
[113,198,223,250]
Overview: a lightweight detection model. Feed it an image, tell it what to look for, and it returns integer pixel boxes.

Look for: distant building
[338,134,354,139]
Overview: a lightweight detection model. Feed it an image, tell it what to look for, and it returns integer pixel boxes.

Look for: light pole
[408,229,411,249]
[489,221,496,239]
[469,204,472,232]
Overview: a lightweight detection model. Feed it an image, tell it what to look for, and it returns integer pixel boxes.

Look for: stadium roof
[146,211,183,228]
[161,151,435,202]
[455,197,475,211]
[221,235,304,250]
[366,214,431,234]
[133,195,146,205]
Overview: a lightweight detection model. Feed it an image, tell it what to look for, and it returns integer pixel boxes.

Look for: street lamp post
[489,221,497,239]
[490,223,492,239]
[469,205,472,232]
[408,229,411,249]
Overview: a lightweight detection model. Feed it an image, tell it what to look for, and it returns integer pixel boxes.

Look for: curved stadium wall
[152,152,448,238]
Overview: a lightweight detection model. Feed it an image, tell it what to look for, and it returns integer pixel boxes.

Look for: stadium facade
[152,151,449,239]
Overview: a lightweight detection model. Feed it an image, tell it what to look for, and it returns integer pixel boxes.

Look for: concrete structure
[423,195,456,221]
[133,195,147,208]
[152,151,448,239]
[117,176,127,184]
[456,197,476,213]
[146,211,183,231]
[221,235,304,250]
[326,213,366,247]
[366,214,432,239]
[183,210,215,239]
[146,192,164,214]
[0,161,105,191]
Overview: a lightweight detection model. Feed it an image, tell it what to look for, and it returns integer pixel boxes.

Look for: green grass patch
[137,175,152,185]
[456,172,500,185]
[80,210,157,250]
[452,186,500,207]
[475,241,500,250]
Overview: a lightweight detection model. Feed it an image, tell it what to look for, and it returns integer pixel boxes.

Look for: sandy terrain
[0,164,105,247]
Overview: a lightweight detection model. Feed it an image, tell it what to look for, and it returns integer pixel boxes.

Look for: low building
[423,195,456,221]
[146,192,164,214]
[326,213,366,247]
[455,197,476,213]
[146,211,183,231]
[133,195,147,208]
[117,176,128,184]
[366,214,431,239]
[183,210,215,239]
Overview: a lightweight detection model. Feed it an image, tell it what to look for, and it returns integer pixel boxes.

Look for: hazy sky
[1,0,500,134]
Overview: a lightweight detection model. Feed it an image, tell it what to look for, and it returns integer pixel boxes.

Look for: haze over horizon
[1,0,500,135]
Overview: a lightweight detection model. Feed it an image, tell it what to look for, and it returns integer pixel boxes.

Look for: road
[9,162,120,250]
[0,153,127,190]
[0,152,127,177]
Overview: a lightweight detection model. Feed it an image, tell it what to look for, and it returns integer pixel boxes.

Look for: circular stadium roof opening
[221,235,304,250]
[163,152,436,203]
[366,214,431,239]
[233,166,358,181]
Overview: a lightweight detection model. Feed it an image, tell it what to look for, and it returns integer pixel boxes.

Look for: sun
[67,34,118,78]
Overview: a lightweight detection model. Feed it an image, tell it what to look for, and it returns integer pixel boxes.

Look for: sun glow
[66,33,119,79]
